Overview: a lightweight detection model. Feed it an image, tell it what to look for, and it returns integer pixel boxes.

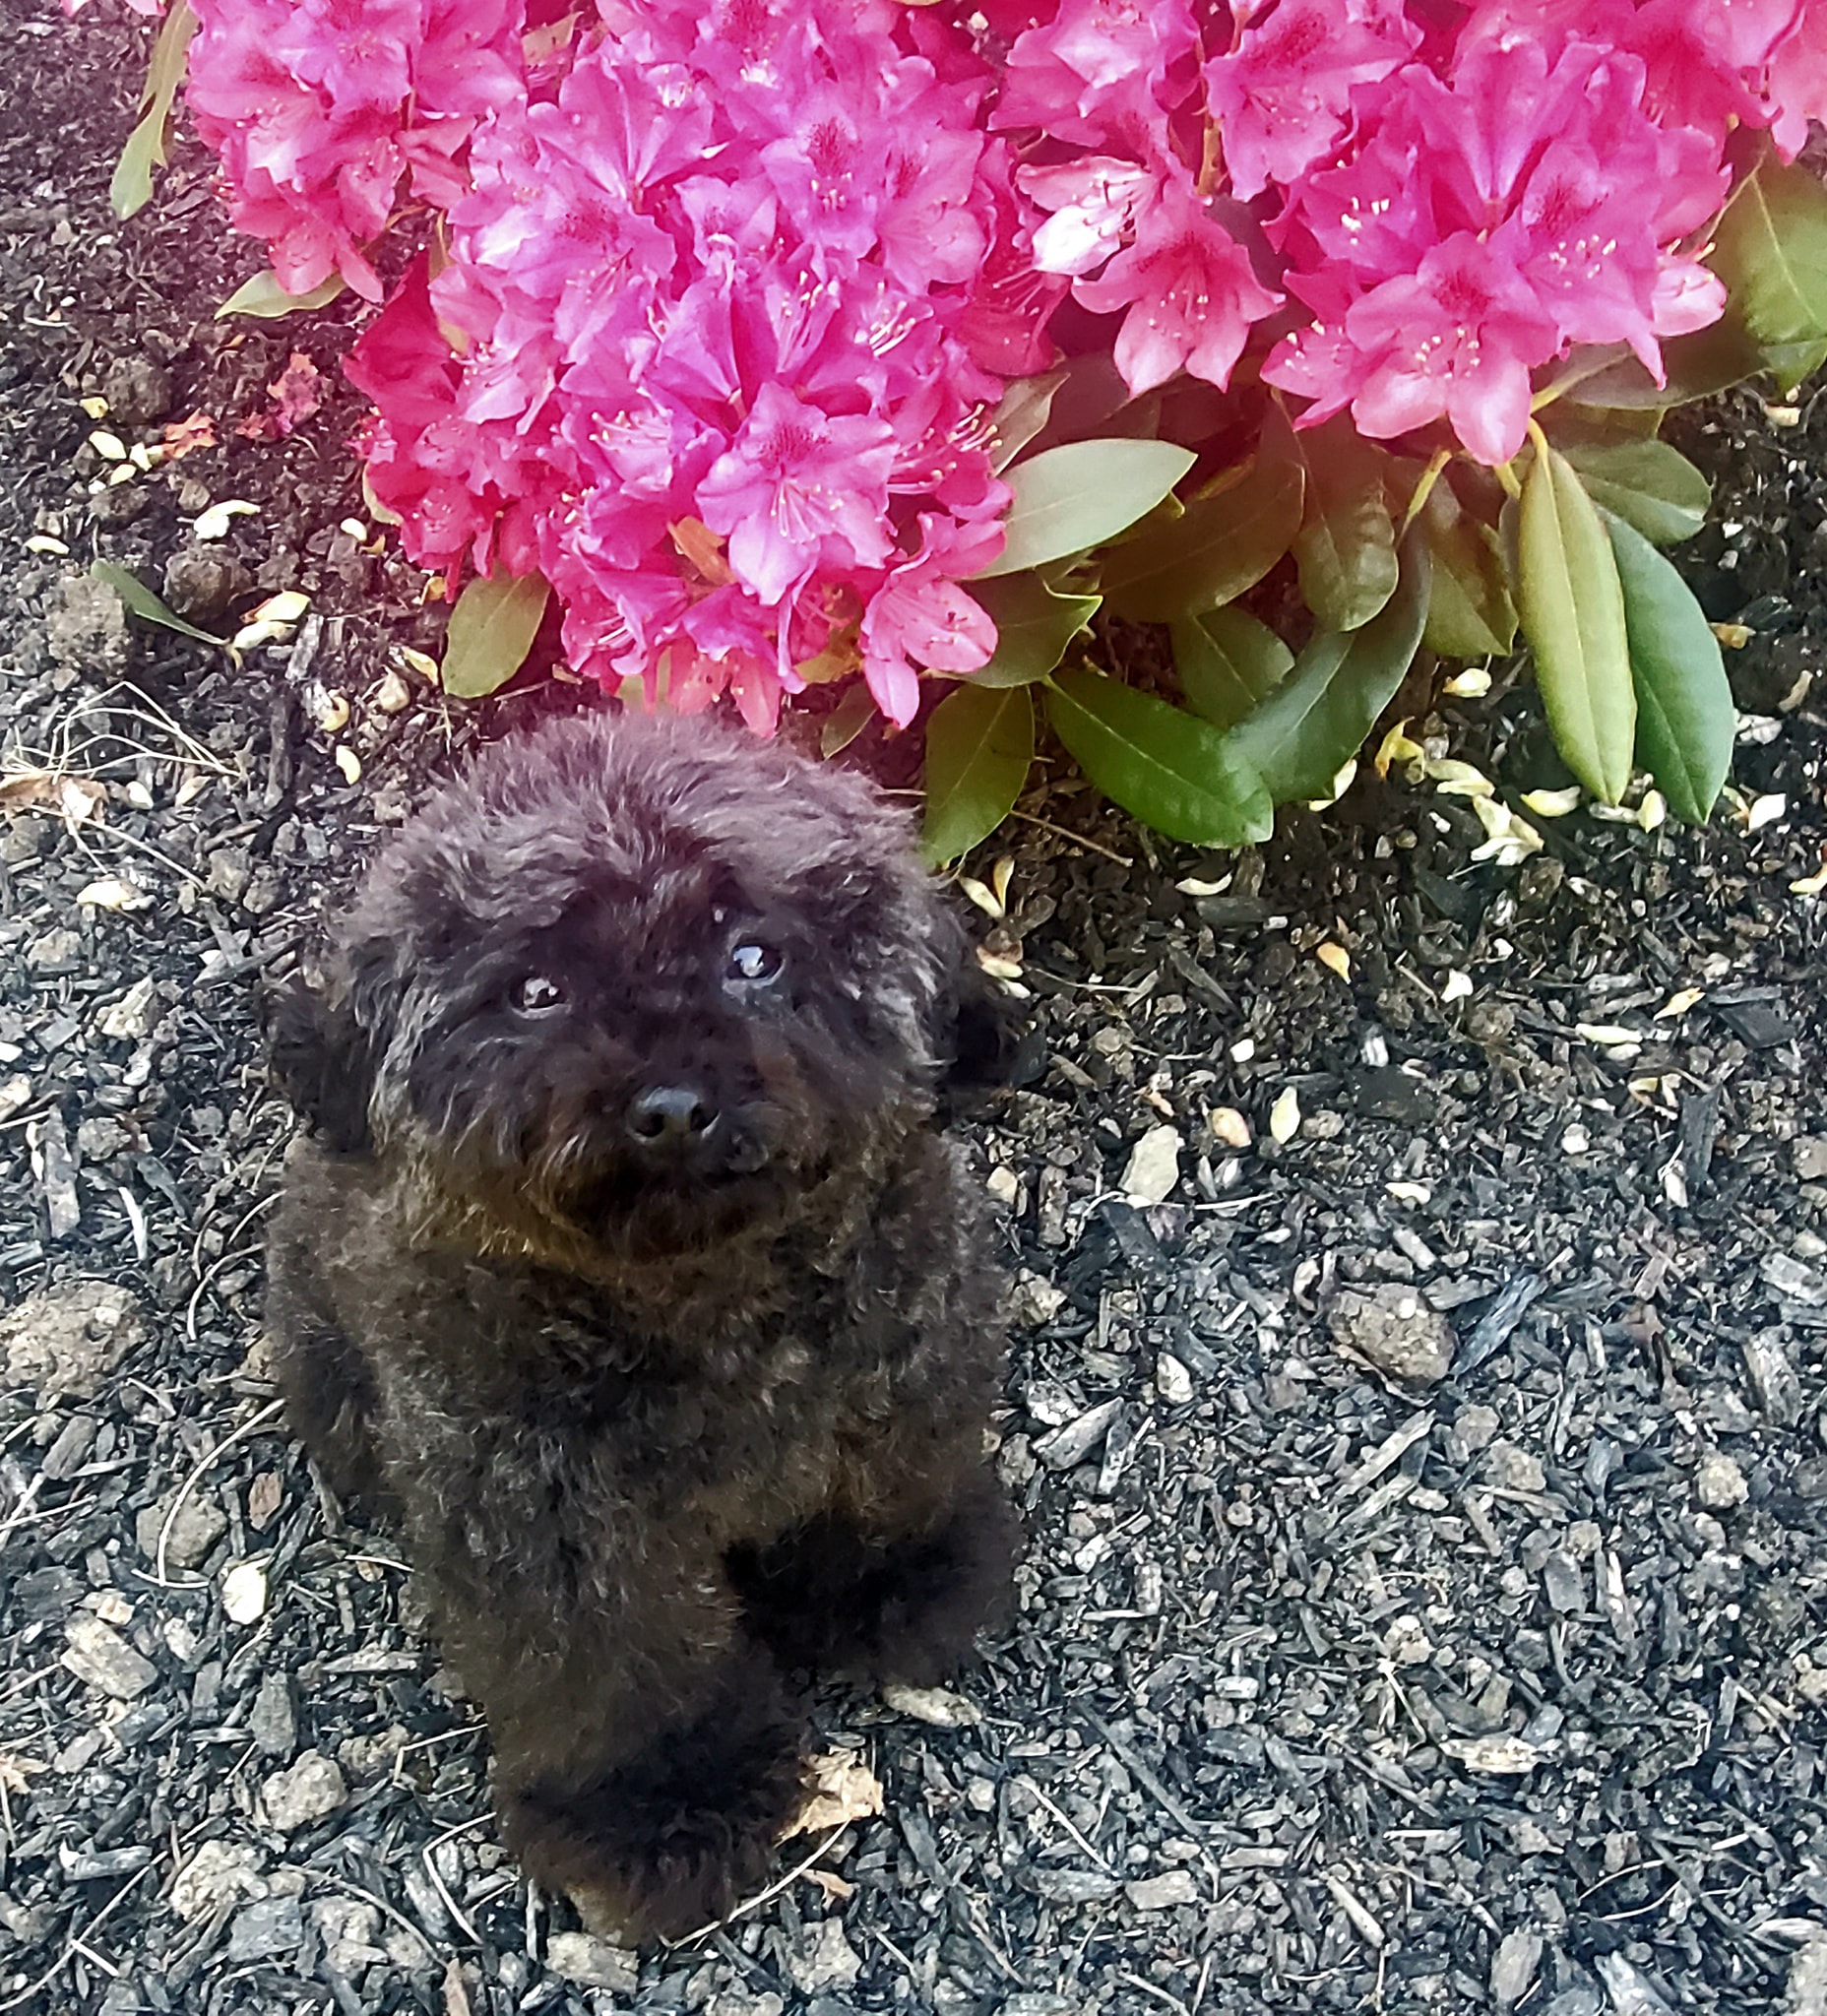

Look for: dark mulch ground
[2,9,1826,2016]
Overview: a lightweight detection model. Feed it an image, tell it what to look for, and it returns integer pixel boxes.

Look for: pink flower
[1204,0,1418,201]
[1074,175,1281,396]
[1021,156,1156,276]
[859,514,1002,724]
[1767,3,1827,156]
[697,382,899,607]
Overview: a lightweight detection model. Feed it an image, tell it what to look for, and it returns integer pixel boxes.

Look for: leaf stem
[1398,448,1452,536]
[1494,458,1524,501]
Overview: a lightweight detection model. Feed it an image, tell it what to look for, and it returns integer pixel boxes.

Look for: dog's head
[269,708,998,1260]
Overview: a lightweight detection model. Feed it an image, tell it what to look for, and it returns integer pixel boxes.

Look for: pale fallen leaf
[1520,786,1582,818]
[25,535,70,556]
[192,499,259,541]
[247,1471,283,1530]
[1269,1086,1300,1144]
[1373,721,1422,778]
[1655,987,1704,1020]
[374,669,411,715]
[976,948,1022,981]
[1315,941,1351,982]
[783,1750,884,1839]
[957,874,1002,920]
[1442,1734,1545,1775]
[1747,792,1788,833]
[882,1681,983,1729]
[59,778,106,826]
[1304,756,1356,810]
[1636,789,1666,832]
[76,876,151,913]
[1441,969,1473,1003]
[990,856,1015,913]
[1121,1124,1181,1206]
[1441,666,1491,698]
[335,746,363,786]
[0,1752,47,1796]
[1386,1180,1431,1204]
[1425,757,1494,797]
[1229,1036,1255,1063]
[802,1867,855,1904]
[1576,1023,1643,1047]
[1208,1105,1250,1150]
[1175,874,1229,898]
[1792,857,1827,898]
[314,692,350,734]
[89,429,128,462]
[0,770,60,815]
[80,396,109,420]
[221,1561,267,1624]
[1711,621,1752,650]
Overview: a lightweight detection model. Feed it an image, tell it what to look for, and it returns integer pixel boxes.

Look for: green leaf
[1762,335,1827,398]
[1044,667,1273,848]
[90,561,225,652]
[1604,511,1735,823]
[1555,436,1711,545]
[441,571,550,698]
[1513,445,1635,803]
[819,683,876,759]
[988,369,1067,472]
[920,684,1034,864]
[975,439,1196,578]
[1169,606,1292,730]
[1099,455,1304,622]
[1563,321,1765,410]
[217,270,347,320]
[1270,410,1398,631]
[1225,532,1430,802]
[966,573,1101,687]
[1710,145,1827,352]
[1419,479,1516,659]
[110,0,197,220]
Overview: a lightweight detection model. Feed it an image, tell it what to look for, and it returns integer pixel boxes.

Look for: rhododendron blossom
[79,0,1827,738]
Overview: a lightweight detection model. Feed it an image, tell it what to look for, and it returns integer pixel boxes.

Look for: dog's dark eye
[727,941,784,985]
[513,975,566,1015]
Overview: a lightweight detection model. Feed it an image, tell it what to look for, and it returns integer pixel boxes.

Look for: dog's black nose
[626,1085,719,1149]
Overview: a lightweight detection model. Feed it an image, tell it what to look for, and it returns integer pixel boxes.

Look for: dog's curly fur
[264,708,1015,1941]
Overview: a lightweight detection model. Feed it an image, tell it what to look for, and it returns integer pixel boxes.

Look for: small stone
[312,1898,388,1975]
[1009,1272,1065,1327]
[27,929,84,976]
[1795,1139,1827,1182]
[1763,1251,1827,1306]
[260,1750,347,1832]
[1742,1330,1804,1427]
[545,1931,639,1993]
[62,1615,157,1699]
[0,1282,146,1401]
[46,572,130,677]
[705,1995,785,2016]
[162,545,252,623]
[135,1494,226,1572]
[1447,1405,1502,1463]
[1483,1440,1546,1492]
[100,354,172,427]
[1121,1124,1181,1206]
[40,1415,97,1482]
[784,1920,862,1995]
[222,1561,269,1623]
[1491,1929,1543,2010]
[1695,1451,1748,1511]
[250,1672,298,1758]
[882,1682,980,1728]
[1035,1399,1123,1471]
[98,976,160,1040]
[1025,1867,1120,1905]
[1542,1553,1584,1613]
[1789,1936,1827,2016]
[225,1897,303,1965]
[1125,1871,1199,1912]
[1327,1285,1457,1385]
[170,1841,267,1922]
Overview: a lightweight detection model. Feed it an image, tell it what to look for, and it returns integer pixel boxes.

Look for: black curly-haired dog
[263,707,1014,1941]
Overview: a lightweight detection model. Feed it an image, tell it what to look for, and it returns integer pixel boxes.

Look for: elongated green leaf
[217,271,347,320]
[1556,437,1710,545]
[90,561,225,652]
[1710,146,1827,352]
[1270,410,1398,631]
[920,684,1034,863]
[966,573,1101,687]
[1420,479,1516,658]
[1045,668,1273,847]
[819,683,876,759]
[1762,335,1827,397]
[1225,533,1429,802]
[110,0,197,220]
[975,440,1195,578]
[441,571,550,698]
[1566,321,1764,410]
[1603,511,1734,823]
[989,370,1068,472]
[1169,606,1292,730]
[1100,456,1304,622]
[1514,446,1635,803]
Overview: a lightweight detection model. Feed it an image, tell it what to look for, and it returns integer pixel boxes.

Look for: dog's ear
[264,975,376,1157]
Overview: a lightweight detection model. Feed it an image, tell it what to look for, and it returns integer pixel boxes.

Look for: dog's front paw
[505,1687,810,1941]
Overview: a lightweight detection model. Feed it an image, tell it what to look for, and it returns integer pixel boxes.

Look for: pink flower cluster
[346,0,1012,726]
[186,0,526,301]
[90,0,1827,724]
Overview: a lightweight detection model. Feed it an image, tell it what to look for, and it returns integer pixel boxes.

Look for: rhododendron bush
[90,0,1827,858]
